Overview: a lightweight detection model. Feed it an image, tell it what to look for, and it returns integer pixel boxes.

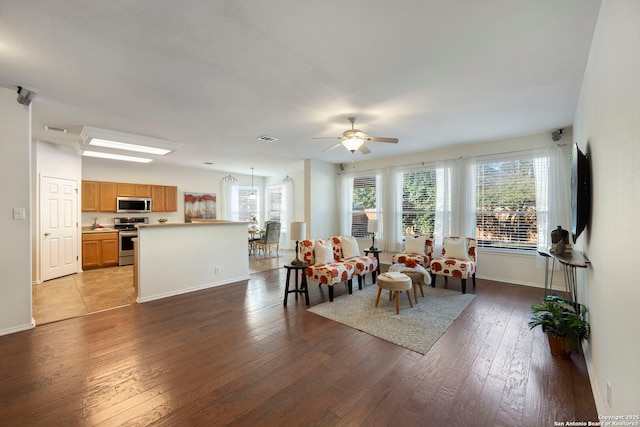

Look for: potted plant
[157,218,168,224]
[528,294,590,358]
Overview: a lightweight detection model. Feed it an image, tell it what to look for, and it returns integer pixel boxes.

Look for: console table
[538,249,589,303]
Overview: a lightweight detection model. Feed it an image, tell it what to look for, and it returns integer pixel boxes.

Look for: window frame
[474,153,542,253]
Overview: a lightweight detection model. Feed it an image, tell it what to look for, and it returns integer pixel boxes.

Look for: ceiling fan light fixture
[342,136,364,152]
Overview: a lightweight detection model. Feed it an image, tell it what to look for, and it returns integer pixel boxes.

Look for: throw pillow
[404,235,427,256]
[443,237,469,260]
[314,240,334,265]
[340,235,360,259]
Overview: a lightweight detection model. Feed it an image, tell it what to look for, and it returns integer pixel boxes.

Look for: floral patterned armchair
[330,236,378,289]
[429,237,477,294]
[300,239,355,302]
[391,235,434,269]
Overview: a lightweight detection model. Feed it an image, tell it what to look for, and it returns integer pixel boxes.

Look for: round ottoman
[403,272,426,303]
[375,272,413,314]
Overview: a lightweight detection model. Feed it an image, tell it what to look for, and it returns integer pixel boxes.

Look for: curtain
[220,175,237,220]
[282,176,294,249]
[338,174,354,236]
[534,146,570,254]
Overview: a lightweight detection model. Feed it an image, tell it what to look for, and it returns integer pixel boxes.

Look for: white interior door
[41,176,78,281]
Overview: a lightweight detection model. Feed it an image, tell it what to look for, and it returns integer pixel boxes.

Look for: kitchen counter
[137,220,242,229]
[82,227,117,234]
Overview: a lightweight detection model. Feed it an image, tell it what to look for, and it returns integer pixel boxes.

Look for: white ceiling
[0,1,601,176]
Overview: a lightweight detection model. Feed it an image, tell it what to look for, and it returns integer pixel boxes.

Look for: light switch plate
[13,207,26,220]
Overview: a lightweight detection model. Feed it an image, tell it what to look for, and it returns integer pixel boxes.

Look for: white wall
[137,222,249,302]
[33,141,83,283]
[0,87,34,336]
[573,0,640,414]
[305,159,340,239]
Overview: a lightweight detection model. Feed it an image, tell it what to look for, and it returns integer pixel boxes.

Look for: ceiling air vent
[44,125,68,133]
[257,135,278,142]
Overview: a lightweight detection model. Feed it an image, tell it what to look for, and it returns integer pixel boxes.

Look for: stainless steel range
[114,217,149,266]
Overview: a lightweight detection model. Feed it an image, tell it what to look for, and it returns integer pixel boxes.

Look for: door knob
[44,232,50,236]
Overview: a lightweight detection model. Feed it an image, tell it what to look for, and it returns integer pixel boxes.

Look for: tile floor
[33,265,137,325]
[33,248,391,326]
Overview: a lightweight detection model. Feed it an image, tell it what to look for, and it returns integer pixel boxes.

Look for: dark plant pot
[547,333,572,358]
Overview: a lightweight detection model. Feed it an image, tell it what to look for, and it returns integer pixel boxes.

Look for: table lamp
[367,219,379,251]
[290,222,306,266]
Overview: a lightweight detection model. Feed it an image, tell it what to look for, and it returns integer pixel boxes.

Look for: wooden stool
[375,272,413,314]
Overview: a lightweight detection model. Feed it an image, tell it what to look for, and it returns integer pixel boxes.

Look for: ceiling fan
[314,117,399,154]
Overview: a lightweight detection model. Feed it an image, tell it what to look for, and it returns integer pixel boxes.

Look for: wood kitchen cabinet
[82,181,100,211]
[151,185,178,212]
[82,180,176,212]
[117,183,152,198]
[82,232,119,270]
[99,182,118,212]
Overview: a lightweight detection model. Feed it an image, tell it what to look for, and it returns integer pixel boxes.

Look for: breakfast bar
[135,221,249,303]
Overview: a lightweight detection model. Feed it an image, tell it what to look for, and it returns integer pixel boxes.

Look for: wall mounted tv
[571,142,591,243]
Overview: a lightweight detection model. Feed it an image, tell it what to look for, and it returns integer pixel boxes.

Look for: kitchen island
[136,221,249,303]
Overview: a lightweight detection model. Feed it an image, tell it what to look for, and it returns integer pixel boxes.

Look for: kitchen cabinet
[118,183,151,198]
[134,184,152,197]
[82,232,119,270]
[165,186,177,211]
[99,182,118,212]
[82,181,100,211]
[151,185,178,212]
[82,180,176,212]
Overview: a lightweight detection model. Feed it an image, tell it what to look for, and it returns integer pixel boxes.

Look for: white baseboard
[0,319,35,337]
[138,275,251,303]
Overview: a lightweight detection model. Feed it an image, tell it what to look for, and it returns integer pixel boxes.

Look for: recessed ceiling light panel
[80,126,179,156]
[81,150,153,163]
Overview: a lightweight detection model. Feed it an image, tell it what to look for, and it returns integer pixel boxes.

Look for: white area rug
[308,284,475,354]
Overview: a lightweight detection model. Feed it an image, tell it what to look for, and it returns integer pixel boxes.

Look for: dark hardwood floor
[1,267,598,426]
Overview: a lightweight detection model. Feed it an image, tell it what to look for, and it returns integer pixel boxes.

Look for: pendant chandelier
[248,167,257,200]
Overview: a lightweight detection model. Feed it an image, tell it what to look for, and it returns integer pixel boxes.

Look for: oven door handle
[119,231,138,237]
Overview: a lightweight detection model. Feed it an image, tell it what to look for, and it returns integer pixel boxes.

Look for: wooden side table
[283,262,309,306]
[364,248,382,274]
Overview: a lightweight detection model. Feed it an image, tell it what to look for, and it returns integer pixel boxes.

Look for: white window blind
[233,186,258,222]
[351,176,377,238]
[401,169,439,235]
[475,155,540,251]
[267,185,283,222]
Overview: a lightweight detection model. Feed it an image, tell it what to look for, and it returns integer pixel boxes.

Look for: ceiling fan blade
[313,136,341,140]
[358,144,371,155]
[365,136,398,143]
[322,142,342,152]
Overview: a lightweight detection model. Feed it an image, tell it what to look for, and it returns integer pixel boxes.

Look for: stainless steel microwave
[116,197,152,213]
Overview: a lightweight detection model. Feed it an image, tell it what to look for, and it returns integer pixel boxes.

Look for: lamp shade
[367,219,379,233]
[290,222,306,241]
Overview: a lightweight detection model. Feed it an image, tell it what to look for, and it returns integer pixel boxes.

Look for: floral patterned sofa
[429,237,477,294]
[300,239,355,302]
[391,235,434,269]
[330,236,378,289]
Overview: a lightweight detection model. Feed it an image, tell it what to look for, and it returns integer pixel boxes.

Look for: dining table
[248,228,264,255]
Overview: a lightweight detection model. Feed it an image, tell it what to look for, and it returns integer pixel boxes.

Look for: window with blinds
[401,169,439,235]
[351,176,377,238]
[475,156,538,251]
[235,186,258,222]
[267,185,283,222]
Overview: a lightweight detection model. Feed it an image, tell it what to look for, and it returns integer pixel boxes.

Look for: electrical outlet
[606,381,612,407]
[215,266,220,274]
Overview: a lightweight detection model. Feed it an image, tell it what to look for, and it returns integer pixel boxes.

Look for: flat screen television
[571,142,591,243]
